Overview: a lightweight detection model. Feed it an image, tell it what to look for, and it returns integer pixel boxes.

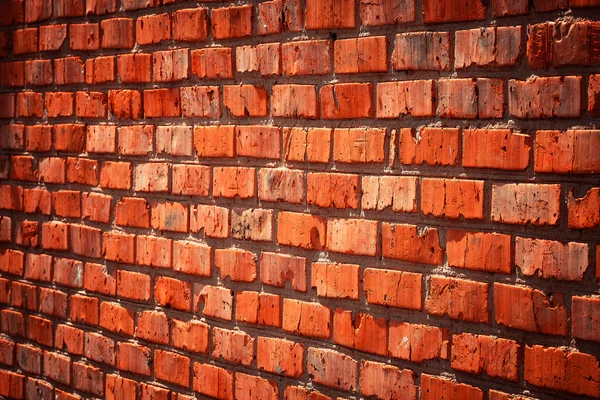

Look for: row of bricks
[1,252,599,338]
[0,213,598,281]
[1,158,599,227]
[2,125,599,175]
[2,356,595,400]
[2,77,600,120]
[0,174,599,228]
[7,20,600,72]
[0,298,599,397]
[3,0,600,29]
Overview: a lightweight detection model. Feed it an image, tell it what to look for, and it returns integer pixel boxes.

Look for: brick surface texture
[0,0,599,399]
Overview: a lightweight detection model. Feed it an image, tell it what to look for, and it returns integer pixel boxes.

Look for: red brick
[190,204,230,238]
[422,0,486,23]
[40,24,67,51]
[282,40,331,76]
[134,162,169,192]
[151,201,188,232]
[25,59,52,86]
[117,53,151,83]
[211,5,253,39]
[155,350,190,387]
[117,342,151,376]
[156,125,192,156]
[191,48,233,79]
[479,78,506,118]
[193,362,233,400]
[334,127,385,163]
[236,43,281,75]
[172,319,209,354]
[257,0,302,34]
[361,360,417,400]
[393,32,450,70]
[259,252,307,291]
[235,373,278,400]
[420,374,483,400]
[534,130,599,173]
[55,0,83,17]
[103,232,135,263]
[421,178,484,219]
[0,370,24,399]
[139,383,168,400]
[194,284,233,320]
[222,85,267,117]
[84,262,115,296]
[39,288,67,317]
[215,248,257,282]
[117,270,150,302]
[153,49,189,82]
[100,161,131,189]
[524,345,600,397]
[72,362,103,396]
[231,208,273,241]
[515,237,588,281]
[193,125,234,157]
[451,333,519,381]
[17,91,44,117]
[212,167,255,198]
[569,187,600,229]
[306,347,357,391]
[455,26,522,68]
[55,324,83,355]
[84,332,114,367]
[363,268,422,310]
[100,302,134,336]
[257,336,303,377]
[70,294,99,325]
[382,223,443,265]
[136,13,170,45]
[307,172,359,209]
[11,281,37,310]
[136,235,171,268]
[144,88,181,117]
[117,125,152,156]
[16,344,40,374]
[11,155,37,182]
[54,56,84,85]
[25,253,52,282]
[86,125,116,153]
[46,92,73,118]
[376,80,435,118]
[1,124,23,149]
[0,185,24,211]
[212,327,255,366]
[70,224,102,259]
[463,128,531,170]
[447,230,512,274]
[437,78,477,118]
[171,241,210,277]
[70,23,99,50]
[44,351,71,385]
[67,157,98,186]
[492,0,528,15]
[572,296,600,342]
[81,193,111,224]
[361,175,417,212]
[109,90,142,120]
[509,76,582,118]
[0,248,24,275]
[311,263,359,300]
[25,378,53,399]
[155,276,192,311]
[321,83,373,119]
[38,157,66,184]
[360,0,416,25]
[388,321,449,362]
[173,8,208,42]
[42,222,69,251]
[54,123,85,152]
[283,299,331,339]
[492,183,560,225]
[235,291,281,327]
[1,309,24,337]
[327,218,378,256]
[86,56,116,84]
[28,315,54,347]
[101,18,134,49]
[258,168,304,204]
[305,0,355,29]
[271,84,318,118]
[425,276,490,323]
[335,36,387,73]
[14,27,38,54]
[334,309,387,355]
[106,374,136,400]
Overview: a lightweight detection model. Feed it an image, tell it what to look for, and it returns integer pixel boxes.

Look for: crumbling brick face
[0,0,599,399]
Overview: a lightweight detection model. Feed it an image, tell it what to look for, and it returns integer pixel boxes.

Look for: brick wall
[0,0,599,399]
